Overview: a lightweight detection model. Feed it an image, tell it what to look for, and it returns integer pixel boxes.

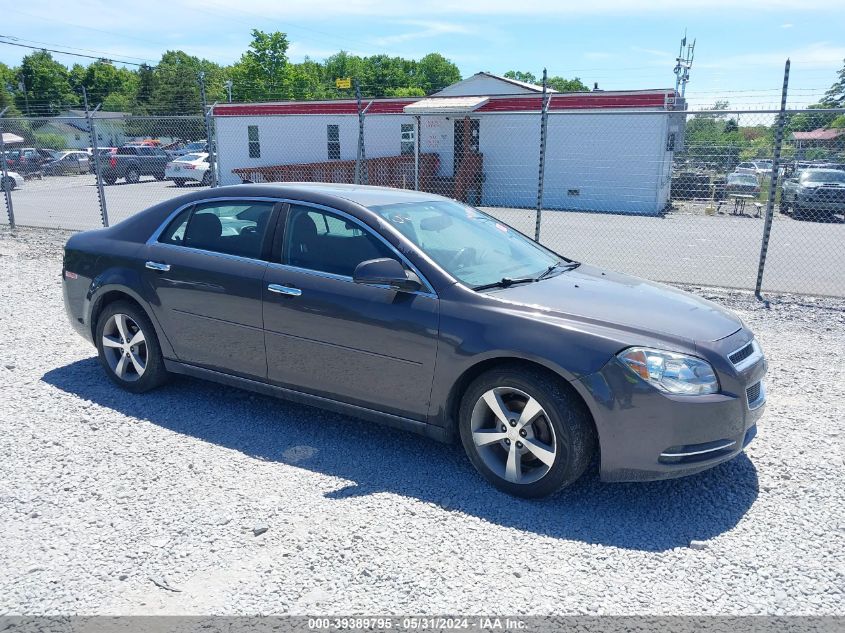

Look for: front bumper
[577,331,767,482]
[797,195,845,212]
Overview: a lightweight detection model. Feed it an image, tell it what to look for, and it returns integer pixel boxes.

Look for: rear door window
[159,201,276,260]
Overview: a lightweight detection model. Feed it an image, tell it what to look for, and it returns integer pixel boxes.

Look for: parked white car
[1,171,25,190]
[164,152,210,187]
[735,161,773,177]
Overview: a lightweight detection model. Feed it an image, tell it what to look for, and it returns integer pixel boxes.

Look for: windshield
[800,170,845,183]
[370,199,564,288]
[184,142,205,151]
[728,174,757,185]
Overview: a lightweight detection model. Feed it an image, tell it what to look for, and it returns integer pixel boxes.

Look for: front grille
[730,343,754,365]
[815,187,845,202]
[746,381,763,408]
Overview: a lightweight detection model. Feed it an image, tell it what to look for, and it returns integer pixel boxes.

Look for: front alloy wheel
[459,367,596,498]
[470,387,557,485]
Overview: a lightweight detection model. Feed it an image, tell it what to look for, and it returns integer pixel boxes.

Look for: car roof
[211,182,454,208]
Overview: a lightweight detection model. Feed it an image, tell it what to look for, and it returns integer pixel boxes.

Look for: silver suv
[780,169,845,220]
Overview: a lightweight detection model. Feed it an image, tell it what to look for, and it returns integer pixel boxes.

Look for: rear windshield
[178,153,205,162]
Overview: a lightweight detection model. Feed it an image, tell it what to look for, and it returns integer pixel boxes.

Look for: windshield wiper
[536,260,581,281]
[473,277,537,292]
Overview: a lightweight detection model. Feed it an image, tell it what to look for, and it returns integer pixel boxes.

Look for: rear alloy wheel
[125,168,140,184]
[459,367,596,498]
[95,301,168,393]
[200,171,211,186]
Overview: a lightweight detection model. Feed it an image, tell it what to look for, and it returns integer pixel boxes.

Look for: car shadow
[43,358,760,552]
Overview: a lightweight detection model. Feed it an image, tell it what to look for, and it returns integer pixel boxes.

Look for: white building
[33,110,129,150]
[213,73,684,215]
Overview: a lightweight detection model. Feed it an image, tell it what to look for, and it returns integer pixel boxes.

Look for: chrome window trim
[144,195,437,297]
[729,339,764,373]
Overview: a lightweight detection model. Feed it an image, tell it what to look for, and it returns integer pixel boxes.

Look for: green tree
[16,50,78,116]
[504,70,538,85]
[414,53,461,94]
[0,62,21,115]
[547,75,588,92]
[823,57,845,107]
[230,29,290,102]
[505,70,588,92]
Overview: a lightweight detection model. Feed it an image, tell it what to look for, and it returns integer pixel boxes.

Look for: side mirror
[353,258,422,292]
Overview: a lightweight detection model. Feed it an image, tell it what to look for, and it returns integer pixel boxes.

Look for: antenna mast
[674,31,695,98]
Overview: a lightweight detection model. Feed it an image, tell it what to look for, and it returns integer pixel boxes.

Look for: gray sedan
[62,183,767,497]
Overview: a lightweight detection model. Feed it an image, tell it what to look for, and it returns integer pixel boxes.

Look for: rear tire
[154,172,165,181]
[458,367,596,498]
[173,178,187,187]
[125,167,140,184]
[95,300,169,393]
[103,176,117,185]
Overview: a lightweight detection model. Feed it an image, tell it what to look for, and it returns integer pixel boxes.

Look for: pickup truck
[98,146,170,185]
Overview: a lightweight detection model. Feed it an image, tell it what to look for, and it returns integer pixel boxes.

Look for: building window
[327,124,340,160]
[401,123,415,155]
[248,125,260,158]
[666,132,676,152]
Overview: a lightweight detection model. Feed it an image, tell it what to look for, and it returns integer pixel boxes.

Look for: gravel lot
[0,226,843,616]
[3,176,844,296]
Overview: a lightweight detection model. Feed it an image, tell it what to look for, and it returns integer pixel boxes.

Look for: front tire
[458,367,596,498]
[124,167,140,184]
[95,301,168,393]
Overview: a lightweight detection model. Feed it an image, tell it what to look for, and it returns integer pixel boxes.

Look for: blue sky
[2,0,844,109]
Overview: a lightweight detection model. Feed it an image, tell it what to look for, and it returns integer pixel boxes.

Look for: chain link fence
[2,106,843,297]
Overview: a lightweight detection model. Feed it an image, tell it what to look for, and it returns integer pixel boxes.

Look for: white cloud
[372,20,474,46]
[584,52,613,60]
[698,42,845,70]
[781,23,794,28]
[631,46,673,58]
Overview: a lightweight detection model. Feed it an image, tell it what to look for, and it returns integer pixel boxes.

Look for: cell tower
[674,31,695,98]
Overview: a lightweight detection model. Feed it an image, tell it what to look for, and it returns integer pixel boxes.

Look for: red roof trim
[213,91,673,116]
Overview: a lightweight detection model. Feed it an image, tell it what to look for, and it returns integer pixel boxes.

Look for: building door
[453,118,480,176]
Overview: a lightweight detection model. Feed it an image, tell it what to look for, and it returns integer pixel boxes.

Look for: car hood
[484,265,742,343]
[800,181,845,189]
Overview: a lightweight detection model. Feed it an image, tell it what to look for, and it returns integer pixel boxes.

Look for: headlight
[617,347,719,395]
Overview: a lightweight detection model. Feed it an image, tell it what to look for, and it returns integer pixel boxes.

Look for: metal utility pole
[354,79,372,185]
[673,32,696,99]
[83,87,109,227]
[18,79,30,116]
[534,68,551,242]
[0,106,16,228]
[199,72,218,187]
[225,79,233,103]
[755,59,790,300]
[414,115,421,190]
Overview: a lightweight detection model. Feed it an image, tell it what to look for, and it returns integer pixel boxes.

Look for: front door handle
[268,283,302,297]
[145,261,171,272]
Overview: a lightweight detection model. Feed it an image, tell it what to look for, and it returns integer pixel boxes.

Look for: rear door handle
[145,261,171,272]
[267,283,302,297]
